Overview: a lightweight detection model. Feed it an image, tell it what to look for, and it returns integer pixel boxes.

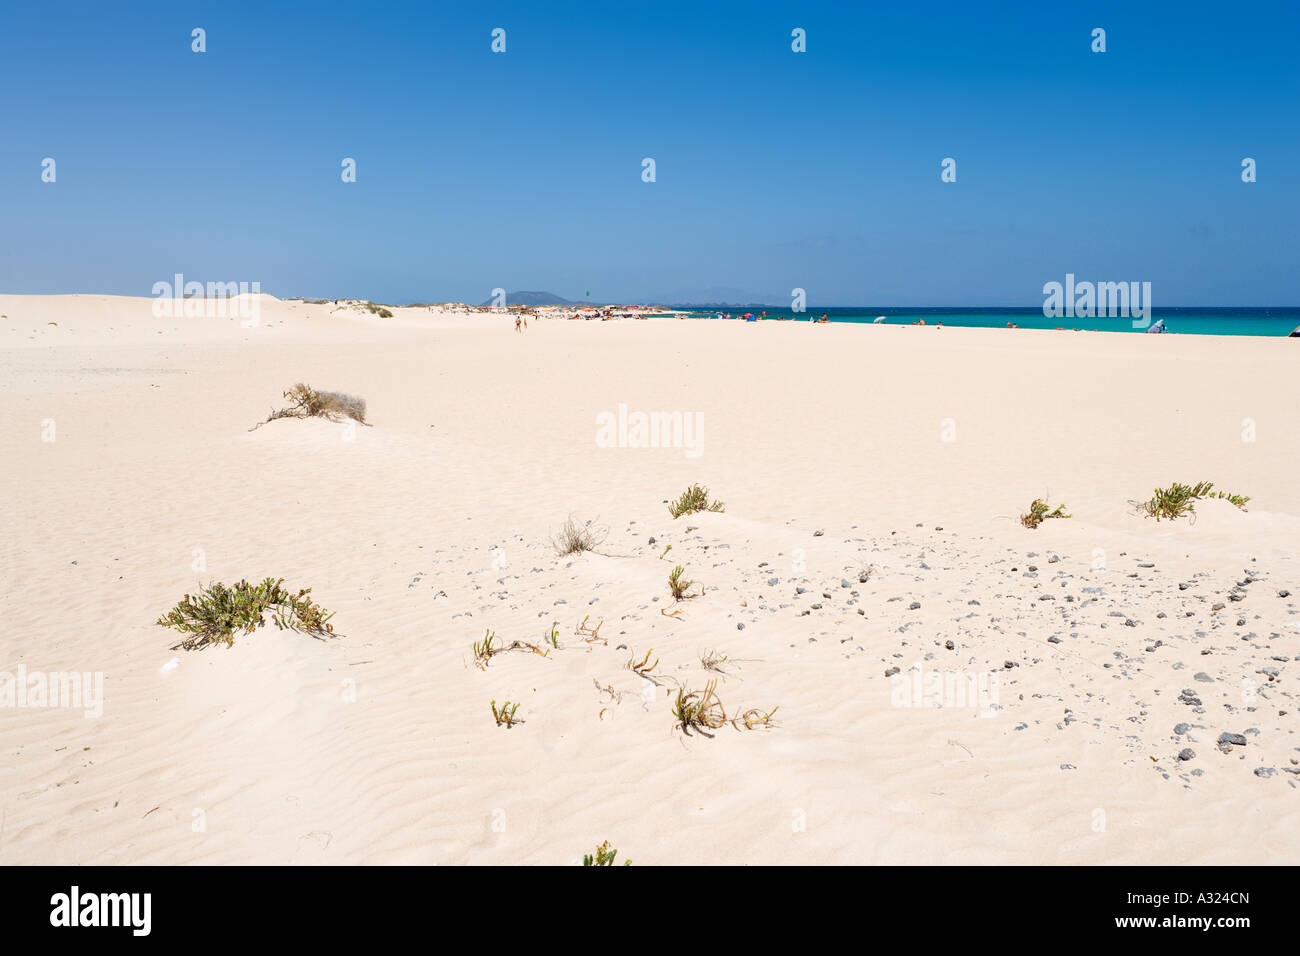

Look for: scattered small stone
[1177,749,1195,762]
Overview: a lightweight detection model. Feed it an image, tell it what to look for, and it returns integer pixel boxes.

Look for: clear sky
[1,0,1296,306]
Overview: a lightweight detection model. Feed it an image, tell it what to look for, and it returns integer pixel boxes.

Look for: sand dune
[1,294,1296,864]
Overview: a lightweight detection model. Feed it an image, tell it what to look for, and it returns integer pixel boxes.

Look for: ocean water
[677,307,1300,337]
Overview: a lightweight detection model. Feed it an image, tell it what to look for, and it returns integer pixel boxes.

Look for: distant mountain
[478,290,576,306]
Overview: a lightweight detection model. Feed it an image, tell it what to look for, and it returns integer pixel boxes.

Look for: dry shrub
[266,383,368,425]
[552,515,607,555]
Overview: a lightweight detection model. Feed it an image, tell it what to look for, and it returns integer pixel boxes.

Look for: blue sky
[1,0,1296,305]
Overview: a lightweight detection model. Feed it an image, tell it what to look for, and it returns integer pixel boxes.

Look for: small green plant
[156,577,335,650]
[1143,481,1249,521]
[627,648,659,677]
[733,706,780,730]
[668,565,699,600]
[544,621,560,650]
[583,841,630,866]
[668,483,725,518]
[363,301,394,318]
[673,679,776,734]
[265,383,367,425]
[658,544,672,560]
[673,679,727,734]
[700,648,729,673]
[491,700,522,727]
[473,629,548,669]
[473,629,500,668]
[1020,498,1071,529]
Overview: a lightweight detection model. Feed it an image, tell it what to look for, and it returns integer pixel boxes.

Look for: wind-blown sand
[1,293,1297,864]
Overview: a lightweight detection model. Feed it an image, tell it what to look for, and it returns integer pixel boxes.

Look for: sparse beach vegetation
[668,565,699,600]
[156,577,334,649]
[552,515,607,555]
[264,383,368,425]
[490,700,522,727]
[668,483,724,518]
[1143,481,1250,521]
[700,648,729,673]
[673,678,778,734]
[627,647,659,677]
[575,615,606,644]
[582,841,630,866]
[473,629,549,669]
[1020,498,1071,529]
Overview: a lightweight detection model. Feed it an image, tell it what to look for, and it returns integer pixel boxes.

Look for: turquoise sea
[675,307,1300,338]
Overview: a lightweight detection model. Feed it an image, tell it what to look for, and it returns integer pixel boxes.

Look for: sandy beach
[1,294,1297,865]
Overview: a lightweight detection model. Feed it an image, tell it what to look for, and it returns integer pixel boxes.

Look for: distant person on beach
[515,316,521,333]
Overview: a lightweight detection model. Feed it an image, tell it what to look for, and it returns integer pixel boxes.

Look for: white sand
[1,294,1297,864]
